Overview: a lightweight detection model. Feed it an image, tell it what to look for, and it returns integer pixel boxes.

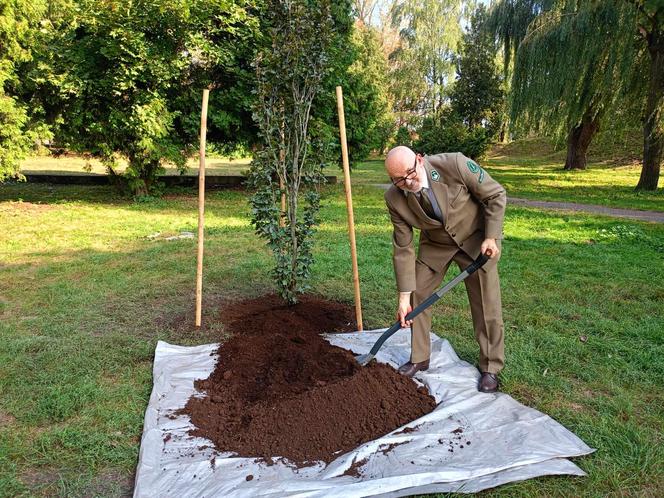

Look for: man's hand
[397,292,413,328]
[480,238,500,258]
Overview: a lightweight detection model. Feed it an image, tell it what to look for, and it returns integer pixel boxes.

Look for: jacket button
[459,242,464,247]
[451,233,456,237]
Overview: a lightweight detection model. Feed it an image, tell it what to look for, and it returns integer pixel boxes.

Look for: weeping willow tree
[488,0,662,189]
[484,1,553,143]
[485,0,553,79]
[510,1,643,170]
[632,0,664,190]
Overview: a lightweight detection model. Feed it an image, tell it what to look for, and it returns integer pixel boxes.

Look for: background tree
[489,0,661,189]
[248,0,352,305]
[484,1,553,145]
[485,0,552,80]
[53,0,260,195]
[450,5,504,139]
[340,23,395,161]
[0,0,50,182]
[305,5,391,168]
[509,1,641,170]
[487,1,630,168]
[386,34,430,127]
[171,0,263,157]
[373,2,424,128]
[353,0,379,25]
[276,2,391,170]
[632,0,663,190]
[389,0,464,120]
[411,5,502,161]
[413,108,491,160]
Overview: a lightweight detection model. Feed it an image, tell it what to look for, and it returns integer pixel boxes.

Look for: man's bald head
[385,146,416,178]
[385,146,424,192]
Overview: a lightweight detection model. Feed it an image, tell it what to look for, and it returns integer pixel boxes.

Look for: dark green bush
[413,111,491,160]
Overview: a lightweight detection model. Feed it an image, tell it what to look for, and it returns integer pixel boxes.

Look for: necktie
[418,188,442,222]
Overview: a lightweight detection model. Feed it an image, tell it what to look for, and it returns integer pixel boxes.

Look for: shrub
[413,111,491,160]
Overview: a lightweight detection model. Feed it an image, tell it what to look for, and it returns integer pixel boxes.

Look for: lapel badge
[430,170,440,182]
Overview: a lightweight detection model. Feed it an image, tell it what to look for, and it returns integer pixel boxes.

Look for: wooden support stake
[195,89,209,328]
[335,86,363,331]
[279,150,286,227]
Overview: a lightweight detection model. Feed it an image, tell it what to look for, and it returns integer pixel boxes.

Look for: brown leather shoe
[397,359,430,378]
[478,372,499,393]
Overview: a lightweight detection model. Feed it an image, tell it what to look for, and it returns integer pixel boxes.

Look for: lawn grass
[484,138,664,212]
[19,154,253,177]
[1,172,663,496]
[21,136,664,212]
[338,139,664,212]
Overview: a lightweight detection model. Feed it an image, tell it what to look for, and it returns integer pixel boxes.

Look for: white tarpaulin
[134,329,594,497]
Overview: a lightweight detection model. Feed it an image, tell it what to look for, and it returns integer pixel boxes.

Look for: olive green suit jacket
[385,152,507,292]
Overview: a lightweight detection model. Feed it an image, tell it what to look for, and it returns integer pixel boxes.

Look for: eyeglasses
[391,156,418,188]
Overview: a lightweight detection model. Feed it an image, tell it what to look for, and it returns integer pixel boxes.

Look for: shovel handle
[366,253,490,357]
[463,252,490,275]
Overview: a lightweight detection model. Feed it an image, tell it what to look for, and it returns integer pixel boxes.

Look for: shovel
[356,253,490,366]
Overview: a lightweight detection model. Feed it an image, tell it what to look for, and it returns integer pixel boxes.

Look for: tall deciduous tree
[512,1,641,170]
[486,0,560,147]
[389,0,464,118]
[306,6,392,167]
[450,5,504,138]
[485,0,553,80]
[353,0,379,25]
[248,0,350,305]
[341,23,395,160]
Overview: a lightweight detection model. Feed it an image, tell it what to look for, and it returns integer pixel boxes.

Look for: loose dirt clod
[342,456,370,477]
[181,294,436,466]
[378,441,409,456]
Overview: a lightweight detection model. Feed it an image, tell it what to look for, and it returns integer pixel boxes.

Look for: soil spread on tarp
[180,294,437,466]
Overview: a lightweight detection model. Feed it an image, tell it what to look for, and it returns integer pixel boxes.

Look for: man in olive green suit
[384,146,506,393]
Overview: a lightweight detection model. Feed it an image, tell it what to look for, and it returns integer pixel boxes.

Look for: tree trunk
[564,111,600,170]
[637,26,664,191]
[137,160,161,196]
[288,191,298,305]
[499,118,508,143]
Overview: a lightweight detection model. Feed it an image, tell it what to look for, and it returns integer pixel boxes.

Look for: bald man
[384,146,506,393]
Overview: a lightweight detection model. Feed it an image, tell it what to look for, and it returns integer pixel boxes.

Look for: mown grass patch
[485,137,663,211]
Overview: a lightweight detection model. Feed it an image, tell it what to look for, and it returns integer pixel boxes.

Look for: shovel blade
[355,353,375,366]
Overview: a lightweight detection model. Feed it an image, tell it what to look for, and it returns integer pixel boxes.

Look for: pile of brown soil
[181,294,436,465]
